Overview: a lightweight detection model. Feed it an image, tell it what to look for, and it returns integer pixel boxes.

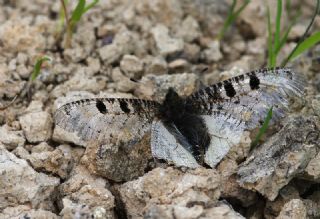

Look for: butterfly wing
[151,112,246,168]
[201,112,246,168]
[186,68,306,129]
[151,120,200,168]
[54,98,159,146]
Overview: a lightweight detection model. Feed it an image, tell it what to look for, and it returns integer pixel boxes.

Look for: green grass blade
[289,31,320,60]
[71,0,86,23]
[281,0,320,67]
[31,56,52,81]
[217,0,237,40]
[275,0,282,54]
[83,0,99,14]
[250,107,273,149]
[233,0,251,18]
[267,6,275,67]
[275,21,295,55]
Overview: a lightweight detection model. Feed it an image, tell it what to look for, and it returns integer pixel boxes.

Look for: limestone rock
[276,199,307,219]
[81,133,152,182]
[0,205,59,219]
[50,69,107,99]
[144,56,168,75]
[303,151,320,181]
[135,73,199,101]
[118,167,221,218]
[27,144,74,179]
[0,124,25,150]
[176,15,201,43]
[201,40,223,63]
[151,24,184,56]
[99,30,137,64]
[237,116,320,201]
[19,111,53,143]
[120,54,144,79]
[59,165,115,218]
[0,19,45,54]
[145,202,245,219]
[0,144,60,211]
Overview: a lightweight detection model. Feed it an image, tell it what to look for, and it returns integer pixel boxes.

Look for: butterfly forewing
[186,68,305,128]
[54,98,159,145]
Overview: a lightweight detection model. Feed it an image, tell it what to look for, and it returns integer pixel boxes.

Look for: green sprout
[217,0,251,41]
[30,56,52,81]
[281,0,320,66]
[250,107,273,149]
[267,0,320,67]
[60,0,99,48]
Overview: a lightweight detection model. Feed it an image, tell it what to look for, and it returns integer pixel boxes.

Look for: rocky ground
[0,0,320,218]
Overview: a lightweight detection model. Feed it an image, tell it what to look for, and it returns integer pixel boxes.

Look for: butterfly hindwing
[151,120,200,168]
[54,98,159,145]
[186,68,305,128]
[201,112,246,168]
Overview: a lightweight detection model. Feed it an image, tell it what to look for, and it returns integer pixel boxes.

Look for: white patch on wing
[151,120,200,168]
[202,113,246,168]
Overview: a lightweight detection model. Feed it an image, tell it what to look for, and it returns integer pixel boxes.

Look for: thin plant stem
[281,0,320,67]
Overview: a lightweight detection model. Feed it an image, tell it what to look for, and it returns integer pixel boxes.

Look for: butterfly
[54,67,305,168]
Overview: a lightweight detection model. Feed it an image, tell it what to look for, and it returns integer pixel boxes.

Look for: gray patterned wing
[54,98,160,145]
[186,67,306,129]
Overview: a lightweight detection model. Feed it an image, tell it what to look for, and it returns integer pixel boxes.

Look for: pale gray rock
[0,72,26,99]
[59,165,115,218]
[63,23,96,62]
[120,54,144,79]
[133,0,183,28]
[118,167,221,218]
[144,56,168,75]
[60,198,115,219]
[0,19,45,54]
[302,151,320,182]
[180,0,228,36]
[112,68,136,92]
[237,116,320,201]
[111,67,136,93]
[0,124,25,150]
[168,59,190,73]
[19,111,53,143]
[276,199,307,219]
[201,40,223,63]
[27,144,74,179]
[50,69,108,98]
[81,133,152,182]
[145,202,245,219]
[238,0,272,37]
[135,73,199,101]
[176,15,201,43]
[99,43,122,64]
[0,144,59,211]
[183,43,201,62]
[0,205,60,219]
[99,30,137,64]
[288,24,306,40]
[303,191,320,218]
[31,142,54,153]
[151,24,184,56]
[311,94,320,117]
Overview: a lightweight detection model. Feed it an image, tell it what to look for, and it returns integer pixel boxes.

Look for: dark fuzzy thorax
[158,88,211,163]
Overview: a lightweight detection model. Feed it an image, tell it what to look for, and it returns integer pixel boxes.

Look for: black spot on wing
[224,81,236,98]
[249,74,260,90]
[119,99,131,113]
[96,100,107,114]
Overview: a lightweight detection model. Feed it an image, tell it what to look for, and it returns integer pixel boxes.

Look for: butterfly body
[54,68,305,168]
